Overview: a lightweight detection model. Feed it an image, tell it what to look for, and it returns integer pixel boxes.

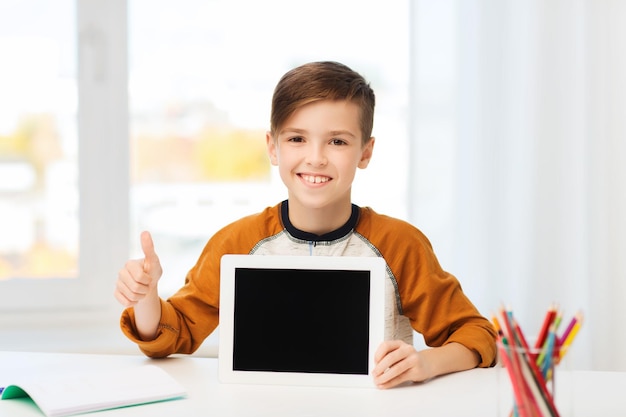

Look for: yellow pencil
[492,314,502,335]
[559,318,582,361]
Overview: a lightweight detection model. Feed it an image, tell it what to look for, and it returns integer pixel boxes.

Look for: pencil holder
[493,306,581,416]
[497,340,563,417]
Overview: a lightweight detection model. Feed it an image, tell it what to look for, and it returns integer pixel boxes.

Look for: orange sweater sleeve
[120,205,284,358]
[357,208,497,367]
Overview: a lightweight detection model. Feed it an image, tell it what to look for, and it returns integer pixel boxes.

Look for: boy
[115,61,497,389]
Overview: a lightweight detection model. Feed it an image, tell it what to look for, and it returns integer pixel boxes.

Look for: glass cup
[496,340,563,416]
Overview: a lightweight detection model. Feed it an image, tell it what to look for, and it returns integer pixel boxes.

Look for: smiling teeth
[302,175,330,184]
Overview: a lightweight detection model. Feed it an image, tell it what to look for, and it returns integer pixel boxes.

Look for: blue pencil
[541,325,557,380]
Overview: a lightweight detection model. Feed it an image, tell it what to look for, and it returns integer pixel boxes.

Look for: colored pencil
[499,309,535,417]
[558,314,577,346]
[505,308,551,416]
[559,315,582,361]
[539,324,557,379]
[513,319,560,416]
[492,314,503,336]
[498,339,532,417]
[534,305,557,350]
[518,352,558,417]
[498,305,581,417]
[553,311,563,333]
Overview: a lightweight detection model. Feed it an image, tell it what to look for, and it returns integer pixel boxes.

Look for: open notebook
[0,364,186,417]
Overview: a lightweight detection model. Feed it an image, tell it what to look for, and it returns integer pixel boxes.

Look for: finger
[373,355,398,379]
[373,341,416,382]
[374,355,415,389]
[374,340,398,363]
[374,356,410,383]
[114,286,136,307]
[374,340,403,370]
[140,231,160,273]
[117,267,150,298]
[122,259,151,286]
[375,370,411,389]
[114,279,139,307]
[140,230,156,261]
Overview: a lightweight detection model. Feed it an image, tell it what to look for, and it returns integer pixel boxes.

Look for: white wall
[409,0,626,371]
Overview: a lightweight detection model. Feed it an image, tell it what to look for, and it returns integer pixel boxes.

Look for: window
[0,0,127,310]
[0,0,80,306]
[1,0,409,310]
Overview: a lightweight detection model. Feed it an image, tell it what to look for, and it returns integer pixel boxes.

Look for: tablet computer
[218,254,385,388]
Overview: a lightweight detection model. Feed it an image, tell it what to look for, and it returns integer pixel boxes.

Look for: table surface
[1,351,625,417]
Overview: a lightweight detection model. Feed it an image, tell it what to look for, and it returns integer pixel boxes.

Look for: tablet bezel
[218,254,385,388]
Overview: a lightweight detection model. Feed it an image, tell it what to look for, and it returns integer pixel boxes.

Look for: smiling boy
[115,61,497,389]
[267,98,370,234]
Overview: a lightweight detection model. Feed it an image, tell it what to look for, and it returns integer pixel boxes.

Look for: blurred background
[0,0,624,372]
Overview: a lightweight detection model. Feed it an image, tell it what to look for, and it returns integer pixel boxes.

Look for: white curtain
[409,0,625,371]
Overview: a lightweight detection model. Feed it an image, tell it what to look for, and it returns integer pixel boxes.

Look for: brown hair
[270,61,375,145]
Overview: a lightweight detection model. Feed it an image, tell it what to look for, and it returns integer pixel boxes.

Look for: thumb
[140,231,160,274]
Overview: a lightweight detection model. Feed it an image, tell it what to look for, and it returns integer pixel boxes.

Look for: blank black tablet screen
[232,267,371,375]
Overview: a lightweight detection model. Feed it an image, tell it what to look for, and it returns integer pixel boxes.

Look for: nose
[305,143,327,167]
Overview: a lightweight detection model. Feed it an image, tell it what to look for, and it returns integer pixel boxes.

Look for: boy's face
[266,100,374,213]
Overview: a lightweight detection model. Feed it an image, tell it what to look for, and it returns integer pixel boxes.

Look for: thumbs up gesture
[114,231,163,307]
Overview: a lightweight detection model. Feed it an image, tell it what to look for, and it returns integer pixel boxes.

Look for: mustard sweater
[120,201,497,367]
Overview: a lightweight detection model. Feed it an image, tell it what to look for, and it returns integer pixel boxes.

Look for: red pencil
[534,305,557,350]
[514,320,560,417]
[498,340,532,417]
[499,309,536,417]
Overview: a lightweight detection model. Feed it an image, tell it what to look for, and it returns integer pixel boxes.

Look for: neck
[286,199,353,236]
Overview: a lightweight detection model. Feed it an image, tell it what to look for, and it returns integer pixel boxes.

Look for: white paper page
[1,364,187,417]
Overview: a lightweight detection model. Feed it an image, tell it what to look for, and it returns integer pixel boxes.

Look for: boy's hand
[372,340,431,389]
[373,340,480,389]
[114,231,163,307]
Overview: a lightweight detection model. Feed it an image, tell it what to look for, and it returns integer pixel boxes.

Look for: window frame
[0,0,128,313]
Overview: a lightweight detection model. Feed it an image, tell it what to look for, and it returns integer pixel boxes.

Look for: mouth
[299,174,332,184]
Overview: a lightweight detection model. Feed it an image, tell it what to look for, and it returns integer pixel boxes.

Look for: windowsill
[0,305,218,357]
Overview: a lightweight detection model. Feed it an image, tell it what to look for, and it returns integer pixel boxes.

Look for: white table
[0,351,624,416]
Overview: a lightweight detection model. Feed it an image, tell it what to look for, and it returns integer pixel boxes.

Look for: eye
[330,138,348,146]
[288,136,304,143]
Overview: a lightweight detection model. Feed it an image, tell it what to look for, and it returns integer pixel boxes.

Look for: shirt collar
[280,200,360,242]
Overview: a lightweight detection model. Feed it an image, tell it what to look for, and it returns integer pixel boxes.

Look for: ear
[357,137,375,169]
[266,131,279,166]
